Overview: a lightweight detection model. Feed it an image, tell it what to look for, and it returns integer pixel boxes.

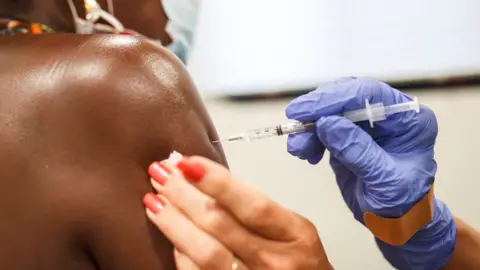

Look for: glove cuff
[376,199,456,270]
[363,185,435,246]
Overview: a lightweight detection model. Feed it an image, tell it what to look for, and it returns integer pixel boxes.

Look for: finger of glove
[330,156,366,221]
[321,116,436,218]
[307,155,323,165]
[375,104,438,153]
[287,132,326,162]
[316,115,392,180]
[285,77,412,124]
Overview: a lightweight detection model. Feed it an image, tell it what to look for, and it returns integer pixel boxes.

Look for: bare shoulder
[0,34,225,163]
[0,35,225,269]
[0,34,194,102]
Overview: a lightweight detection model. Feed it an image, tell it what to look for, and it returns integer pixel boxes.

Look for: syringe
[214,97,420,144]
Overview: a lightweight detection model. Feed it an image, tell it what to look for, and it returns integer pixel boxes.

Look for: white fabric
[66,0,124,34]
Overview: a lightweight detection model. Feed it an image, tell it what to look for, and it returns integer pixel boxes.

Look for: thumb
[316,116,392,178]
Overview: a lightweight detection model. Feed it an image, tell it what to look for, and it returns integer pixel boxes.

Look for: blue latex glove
[285,77,456,270]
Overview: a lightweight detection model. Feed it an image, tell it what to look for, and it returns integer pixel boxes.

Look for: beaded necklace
[0,19,55,36]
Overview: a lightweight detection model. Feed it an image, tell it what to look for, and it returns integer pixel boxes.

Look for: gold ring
[231,260,238,270]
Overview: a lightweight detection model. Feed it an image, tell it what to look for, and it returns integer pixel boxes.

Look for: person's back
[0,34,225,269]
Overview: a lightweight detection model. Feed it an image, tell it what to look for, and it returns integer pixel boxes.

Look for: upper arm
[64,36,226,269]
[82,170,176,270]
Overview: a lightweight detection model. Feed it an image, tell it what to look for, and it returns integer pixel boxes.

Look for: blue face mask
[162,0,199,63]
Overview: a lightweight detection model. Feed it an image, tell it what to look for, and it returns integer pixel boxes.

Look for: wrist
[441,216,480,269]
[376,198,456,270]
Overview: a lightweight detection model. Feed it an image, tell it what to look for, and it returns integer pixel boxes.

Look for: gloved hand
[285,77,456,270]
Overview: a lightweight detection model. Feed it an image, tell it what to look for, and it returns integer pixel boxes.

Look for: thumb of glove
[316,116,394,184]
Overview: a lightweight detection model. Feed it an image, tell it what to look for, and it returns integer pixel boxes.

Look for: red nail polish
[176,158,205,182]
[148,162,170,185]
[143,192,166,214]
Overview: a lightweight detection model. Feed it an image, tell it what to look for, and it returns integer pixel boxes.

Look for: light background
[188,0,480,96]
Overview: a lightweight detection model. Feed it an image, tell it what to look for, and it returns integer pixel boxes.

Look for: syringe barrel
[384,97,420,115]
[278,122,315,135]
[342,103,386,123]
[342,96,419,127]
[245,126,279,141]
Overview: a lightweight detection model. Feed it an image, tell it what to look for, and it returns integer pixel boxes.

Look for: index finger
[178,156,303,241]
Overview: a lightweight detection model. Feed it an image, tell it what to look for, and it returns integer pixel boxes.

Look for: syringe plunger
[342,97,419,128]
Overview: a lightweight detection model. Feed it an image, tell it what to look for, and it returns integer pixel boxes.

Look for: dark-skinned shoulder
[0,34,226,270]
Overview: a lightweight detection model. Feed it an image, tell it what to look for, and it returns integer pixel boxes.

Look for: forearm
[441,216,480,269]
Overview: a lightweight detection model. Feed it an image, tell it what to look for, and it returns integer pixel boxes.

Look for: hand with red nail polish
[143,192,166,214]
[176,158,205,182]
[143,156,333,270]
[149,162,171,186]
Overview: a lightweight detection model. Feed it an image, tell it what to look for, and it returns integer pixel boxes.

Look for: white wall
[189,1,480,95]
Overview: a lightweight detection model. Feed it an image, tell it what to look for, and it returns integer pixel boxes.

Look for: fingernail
[143,192,166,214]
[148,162,171,185]
[176,158,205,182]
